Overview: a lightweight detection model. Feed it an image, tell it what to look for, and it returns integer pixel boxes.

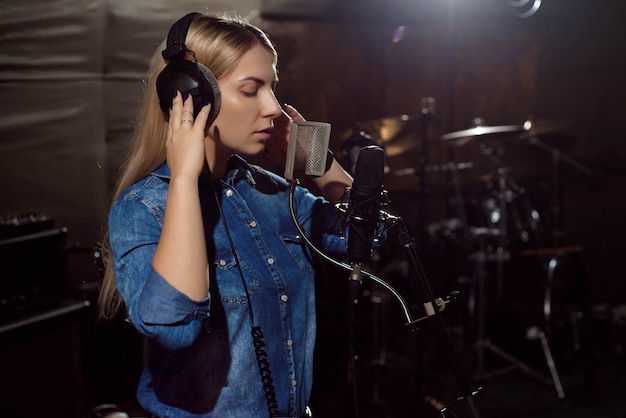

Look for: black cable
[251,325,279,415]
[210,175,279,418]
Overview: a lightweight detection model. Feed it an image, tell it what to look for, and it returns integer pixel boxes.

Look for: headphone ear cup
[156,60,221,125]
[195,62,221,125]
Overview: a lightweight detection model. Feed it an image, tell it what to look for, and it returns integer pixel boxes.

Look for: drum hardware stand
[526,134,593,245]
[446,160,474,243]
[463,163,566,392]
[526,326,565,399]
[416,97,436,248]
[526,250,582,400]
[467,228,566,399]
[468,235,549,382]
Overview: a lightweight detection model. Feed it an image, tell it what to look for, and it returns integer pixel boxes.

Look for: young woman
[97,12,353,418]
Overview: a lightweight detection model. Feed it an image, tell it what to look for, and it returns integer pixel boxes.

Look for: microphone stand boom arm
[385,213,482,418]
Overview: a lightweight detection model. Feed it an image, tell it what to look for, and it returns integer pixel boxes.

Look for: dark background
[1,1,624,417]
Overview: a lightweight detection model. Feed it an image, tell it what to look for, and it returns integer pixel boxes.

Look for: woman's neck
[205,151,231,180]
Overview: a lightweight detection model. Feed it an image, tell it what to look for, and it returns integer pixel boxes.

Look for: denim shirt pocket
[213,249,260,305]
[278,232,315,274]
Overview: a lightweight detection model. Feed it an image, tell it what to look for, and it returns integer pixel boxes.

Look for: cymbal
[357,114,420,157]
[441,124,525,144]
[518,120,577,149]
[441,119,577,149]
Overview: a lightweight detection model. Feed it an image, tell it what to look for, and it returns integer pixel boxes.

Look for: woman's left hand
[264,104,305,163]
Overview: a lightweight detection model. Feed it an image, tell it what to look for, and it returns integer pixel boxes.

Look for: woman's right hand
[166,91,211,180]
[154,91,211,302]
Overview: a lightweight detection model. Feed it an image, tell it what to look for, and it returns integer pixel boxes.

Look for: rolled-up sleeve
[109,190,211,350]
[138,269,210,327]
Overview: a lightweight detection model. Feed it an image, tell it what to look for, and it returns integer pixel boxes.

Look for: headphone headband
[161,12,201,61]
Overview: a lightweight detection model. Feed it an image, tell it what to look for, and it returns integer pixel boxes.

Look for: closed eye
[240,75,278,98]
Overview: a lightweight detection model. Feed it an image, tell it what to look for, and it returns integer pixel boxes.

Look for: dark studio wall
[0,0,260,295]
[0,0,624,311]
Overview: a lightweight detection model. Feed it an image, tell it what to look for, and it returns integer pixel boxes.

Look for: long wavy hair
[97,14,277,320]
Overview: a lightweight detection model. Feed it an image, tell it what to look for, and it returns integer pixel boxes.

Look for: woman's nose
[264,91,283,119]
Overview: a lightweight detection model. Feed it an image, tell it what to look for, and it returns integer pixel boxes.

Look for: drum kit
[340,108,591,399]
[342,113,580,248]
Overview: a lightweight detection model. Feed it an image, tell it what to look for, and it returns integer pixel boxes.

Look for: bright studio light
[508,0,542,18]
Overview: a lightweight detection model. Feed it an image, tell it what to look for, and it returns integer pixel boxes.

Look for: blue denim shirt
[108,155,347,417]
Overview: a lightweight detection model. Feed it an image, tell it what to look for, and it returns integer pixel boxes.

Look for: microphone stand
[288,180,481,416]
[386,212,482,418]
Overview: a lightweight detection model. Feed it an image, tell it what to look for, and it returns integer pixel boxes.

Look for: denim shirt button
[291,379,297,387]
[281,294,288,303]
[219,259,227,266]
[267,257,275,265]
[225,189,233,197]
[286,338,293,346]
[249,220,257,228]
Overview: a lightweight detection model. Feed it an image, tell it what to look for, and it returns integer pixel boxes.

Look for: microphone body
[347,145,385,280]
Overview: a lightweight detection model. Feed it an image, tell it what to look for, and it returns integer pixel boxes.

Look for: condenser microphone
[347,145,385,283]
[284,121,332,181]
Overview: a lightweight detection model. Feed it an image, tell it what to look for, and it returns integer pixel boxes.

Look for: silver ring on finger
[181,119,193,124]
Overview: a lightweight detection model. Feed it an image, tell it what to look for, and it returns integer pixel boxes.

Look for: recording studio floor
[473,359,626,418]
[310,334,626,418]
[308,292,626,418]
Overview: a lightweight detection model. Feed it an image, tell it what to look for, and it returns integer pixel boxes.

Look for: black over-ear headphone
[156,12,221,124]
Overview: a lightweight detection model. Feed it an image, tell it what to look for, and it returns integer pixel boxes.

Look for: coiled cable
[212,177,279,417]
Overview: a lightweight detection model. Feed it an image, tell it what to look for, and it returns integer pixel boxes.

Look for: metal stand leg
[527,254,569,399]
[527,326,566,399]
[469,239,561,395]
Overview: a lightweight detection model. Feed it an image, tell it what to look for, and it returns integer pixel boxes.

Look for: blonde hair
[97,14,277,320]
